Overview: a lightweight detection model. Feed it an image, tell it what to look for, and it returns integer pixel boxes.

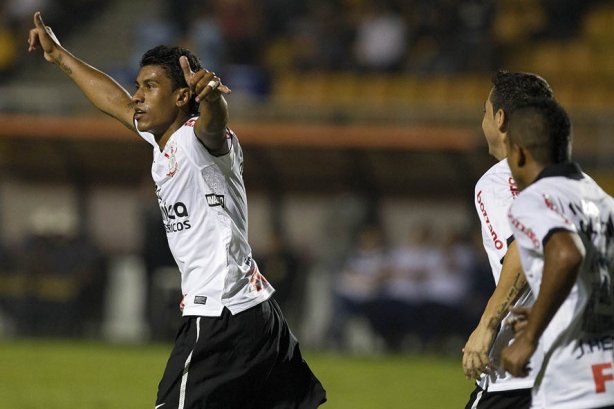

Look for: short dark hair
[507,98,572,164]
[140,45,203,116]
[490,70,554,118]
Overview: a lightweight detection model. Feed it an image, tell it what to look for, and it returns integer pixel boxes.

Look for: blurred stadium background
[0,0,613,407]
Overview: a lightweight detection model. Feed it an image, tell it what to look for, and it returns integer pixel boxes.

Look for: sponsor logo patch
[194,296,208,305]
[205,194,225,208]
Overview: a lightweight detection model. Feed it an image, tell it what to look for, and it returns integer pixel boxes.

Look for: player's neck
[518,162,546,190]
[156,114,190,151]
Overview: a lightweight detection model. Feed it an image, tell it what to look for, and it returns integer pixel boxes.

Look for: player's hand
[179,296,185,312]
[501,332,536,377]
[505,307,531,336]
[27,12,62,62]
[462,325,496,380]
[179,56,231,104]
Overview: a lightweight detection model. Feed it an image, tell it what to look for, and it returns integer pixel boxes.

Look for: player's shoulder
[475,160,517,198]
[510,180,556,216]
[476,160,511,185]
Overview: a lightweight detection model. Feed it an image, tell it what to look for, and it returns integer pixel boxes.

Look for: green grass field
[0,339,474,408]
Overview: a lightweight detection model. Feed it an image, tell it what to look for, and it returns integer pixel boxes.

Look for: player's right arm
[462,240,527,379]
[502,231,584,377]
[27,12,135,131]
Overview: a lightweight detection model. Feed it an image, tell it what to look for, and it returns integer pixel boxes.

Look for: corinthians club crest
[164,141,179,177]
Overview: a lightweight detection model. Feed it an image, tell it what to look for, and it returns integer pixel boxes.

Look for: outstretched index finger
[34,11,45,28]
[30,11,61,51]
[179,56,194,84]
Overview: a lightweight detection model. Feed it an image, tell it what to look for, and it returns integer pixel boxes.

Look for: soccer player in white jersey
[28,12,326,409]
[462,71,554,409]
[501,98,614,409]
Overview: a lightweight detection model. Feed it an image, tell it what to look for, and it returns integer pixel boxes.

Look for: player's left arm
[462,240,527,379]
[179,56,231,155]
[501,230,585,377]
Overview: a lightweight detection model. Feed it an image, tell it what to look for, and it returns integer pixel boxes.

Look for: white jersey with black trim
[508,162,614,409]
[474,159,541,392]
[137,118,275,317]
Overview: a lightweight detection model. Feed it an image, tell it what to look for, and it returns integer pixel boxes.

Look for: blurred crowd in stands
[325,223,492,353]
[0,0,603,86]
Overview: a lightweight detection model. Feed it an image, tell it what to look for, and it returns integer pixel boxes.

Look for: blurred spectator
[404,0,456,73]
[327,224,388,349]
[449,0,496,72]
[353,1,409,72]
[366,223,444,351]
[419,230,473,348]
[0,3,19,79]
[290,0,354,71]
[537,0,594,40]
[213,0,263,65]
[183,1,224,74]
[129,7,180,74]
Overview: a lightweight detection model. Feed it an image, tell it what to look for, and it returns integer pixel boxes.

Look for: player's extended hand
[179,56,231,104]
[27,11,62,62]
[501,332,536,377]
[462,325,496,379]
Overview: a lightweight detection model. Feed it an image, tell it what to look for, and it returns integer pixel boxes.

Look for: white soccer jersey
[474,159,540,391]
[509,162,614,409]
[137,118,274,317]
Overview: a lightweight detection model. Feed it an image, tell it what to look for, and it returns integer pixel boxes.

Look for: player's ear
[506,140,525,168]
[517,145,527,167]
[176,87,191,108]
[496,108,507,132]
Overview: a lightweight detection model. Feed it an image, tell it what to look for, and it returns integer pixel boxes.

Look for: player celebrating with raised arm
[501,98,614,409]
[462,71,554,409]
[28,11,326,409]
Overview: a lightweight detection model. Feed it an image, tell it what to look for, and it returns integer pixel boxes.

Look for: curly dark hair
[507,98,572,164]
[140,45,203,116]
[490,70,554,119]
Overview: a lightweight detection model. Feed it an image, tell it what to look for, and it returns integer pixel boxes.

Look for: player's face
[132,65,183,136]
[481,89,506,160]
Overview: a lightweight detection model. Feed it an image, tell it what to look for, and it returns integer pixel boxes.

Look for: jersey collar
[535,161,584,182]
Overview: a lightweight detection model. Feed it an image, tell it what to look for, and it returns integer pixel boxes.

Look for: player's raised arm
[179,56,232,155]
[27,11,135,131]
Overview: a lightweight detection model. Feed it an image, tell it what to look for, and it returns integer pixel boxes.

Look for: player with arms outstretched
[28,11,326,409]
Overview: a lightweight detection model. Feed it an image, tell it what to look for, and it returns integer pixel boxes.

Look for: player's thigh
[254,299,326,409]
[156,307,279,409]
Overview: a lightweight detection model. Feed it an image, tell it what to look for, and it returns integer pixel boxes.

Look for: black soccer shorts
[464,385,531,409]
[155,298,327,409]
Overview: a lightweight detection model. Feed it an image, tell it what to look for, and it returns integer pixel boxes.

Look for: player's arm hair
[194,95,229,155]
[52,49,136,131]
[521,230,584,346]
[476,240,528,331]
